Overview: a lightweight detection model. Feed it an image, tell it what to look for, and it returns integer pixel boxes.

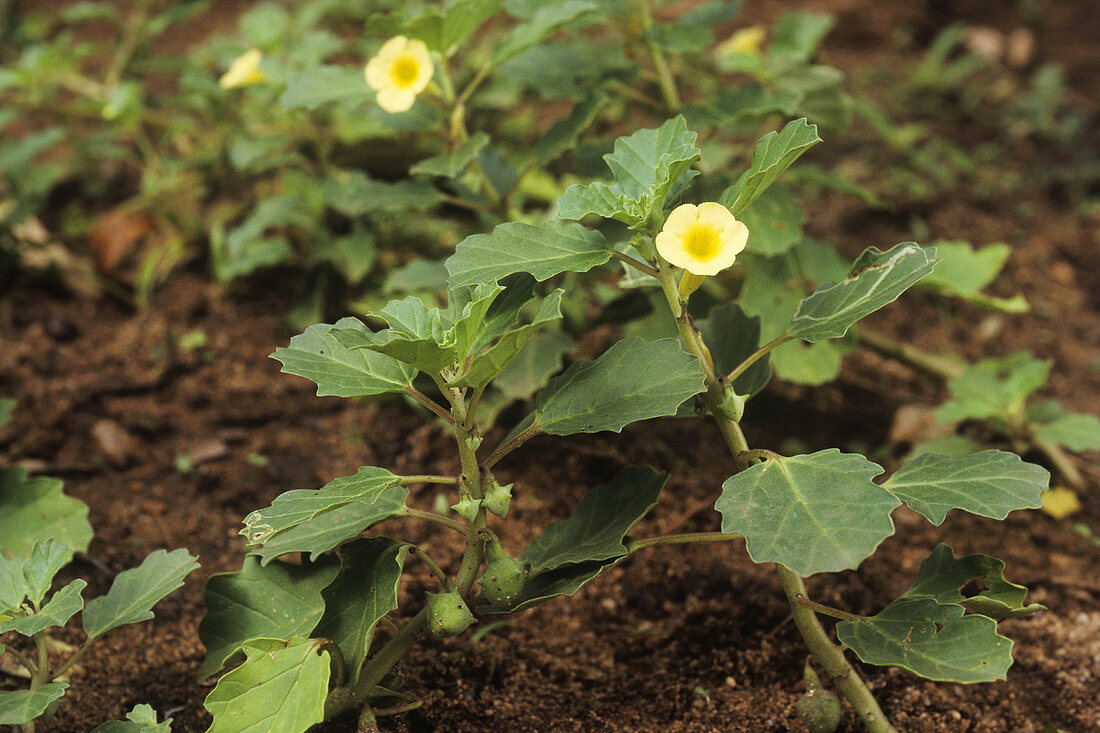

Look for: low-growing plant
[0,466,198,731]
[202,117,1057,732]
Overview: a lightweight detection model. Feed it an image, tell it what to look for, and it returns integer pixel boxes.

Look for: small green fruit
[795,664,841,733]
[426,590,475,637]
[482,541,526,610]
[451,496,481,523]
[482,478,513,518]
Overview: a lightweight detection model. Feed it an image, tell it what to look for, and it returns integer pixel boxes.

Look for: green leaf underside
[532,338,705,435]
[1035,412,1100,453]
[0,682,69,726]
[721,118,822,215]
[789,243,939,342]
[314,537,404,686]
[501,559,617,614]
[198,556,338,677]
[89,703,172,732]
[900,544,1044,621]
[204,638,329,733]
[1,580,86,637]
[557,116,700,225]
[837,600,1012,683]
[0,467,92,559]
[523,466,667,572]
[938,353,1051,423]
[272,318,416,398]
[883,450,1048,525]
[241,466,407,550]
[446,221,611,287]
[716,450,899,576]
[82,549,198,640]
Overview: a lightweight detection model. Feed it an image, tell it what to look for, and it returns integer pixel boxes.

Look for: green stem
[406,544,449,586]
[482,423,540,470]
[795,596,864,624]
[610,250,660,277]
[778,566,896,733]
[50,640,92,681]
[29,635,49,690]
[653,264,895,732]
[851,325,963,380]
[727,334,794,383]
[404,387,455,425]
[397,475,458,486]
[397,508,468,535]
[637,0,681,114]
[630,531,743,551]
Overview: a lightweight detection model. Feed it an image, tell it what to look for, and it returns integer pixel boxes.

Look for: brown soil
[2,0,1099,731]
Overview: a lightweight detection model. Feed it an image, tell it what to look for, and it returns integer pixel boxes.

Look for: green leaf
[500,559,617,614]
[770,11,835,61]
[451,290,564,389]
[493,331,574,400]
[314,537,404,685]
[788,243,939,342]
[937,353,1050,423]
[836,599,1012,683]
[682,84,800,130]
[0,397,13,428]
[720,118,822,215]
[922,240,1010,297]
[204,638,329,733]
[323,170,444,215]
[280,66,367,111]
[440,0,499,54]
[0,467,92,560]
[199,556,338,677]
[738,185,805,256]
[446,221,611,287]
[492,1,599,64]
[21,539,72,605]
[695,303,771,398]
[242,467,406,551]
[249,499,405,566]
[410,133,490,178]
[0,683,68,726]
[0,555,26,613]
[1035,412,1100,453]
[272,318,416,398]
[531,338,705,435]
[82,549,199,640]
[529,92,607,165]
[882,450,1048,525]
[0,580,86,637]
[558,116,700,224]
[524,466,666,572]
[898,544,1044,621]
[716,450,899,576]
[90,703,172,732]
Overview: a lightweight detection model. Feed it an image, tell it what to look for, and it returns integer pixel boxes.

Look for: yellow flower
[716,26,766,58]
[219,49,268,89]
[365,36,434,113]
[656,202,749,277]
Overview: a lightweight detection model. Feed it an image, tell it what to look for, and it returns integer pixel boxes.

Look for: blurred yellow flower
[365,36,434,113]
[219,49,267,89]
[716,26,766,58]
[1040,487,1081,519]
[656,202,749,277]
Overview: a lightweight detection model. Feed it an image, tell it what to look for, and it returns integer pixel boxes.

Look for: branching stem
[727,335,794,383]
[630,532,743,551]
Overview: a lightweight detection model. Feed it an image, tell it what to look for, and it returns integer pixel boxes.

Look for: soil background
[2,0,1099,731]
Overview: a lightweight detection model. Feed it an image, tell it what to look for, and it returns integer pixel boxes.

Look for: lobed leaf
[937,352,1050,424]
[0,580,86,637]
[531,338,705,436]
[523,466,666,572]
[716,450,899,576]
[882,450,1048,525]
[492,1,599,64]
[198,556,338,677]
[272,318,417,398]
[0,683,69,726]
[204,638,329,733]
[446,221,611,287]
[410,132,490,178]
[82,549,199,640]
[0,467,92,560]
[721,118,822,215]
[1035,412,1100,453]
[737,185,805,256]
[788,243,939,342]
[314,537,404,685]
[89,703,172,732]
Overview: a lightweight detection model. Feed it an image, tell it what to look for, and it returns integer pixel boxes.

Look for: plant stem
[398,475,458,486]
[483,423,541,470]
[404,387,455,425]
[3,646,36,676]
[407,544,449,586]
[727,335,794,383]
[50,640,92,681]
[637,0,681,114]
[795,597,864,624]
[630,531,743,551]
[778,566,897,732]
[397,508,468,535]
[610,250,660,277]
[653,264,895,732]
[851,325,963,380]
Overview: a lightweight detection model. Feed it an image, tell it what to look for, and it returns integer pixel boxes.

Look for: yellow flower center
[390,55,421,88]
[682,224,722,261]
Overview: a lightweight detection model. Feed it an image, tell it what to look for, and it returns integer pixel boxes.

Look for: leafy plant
[0,467,198,731]
[202,116,1054,732]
